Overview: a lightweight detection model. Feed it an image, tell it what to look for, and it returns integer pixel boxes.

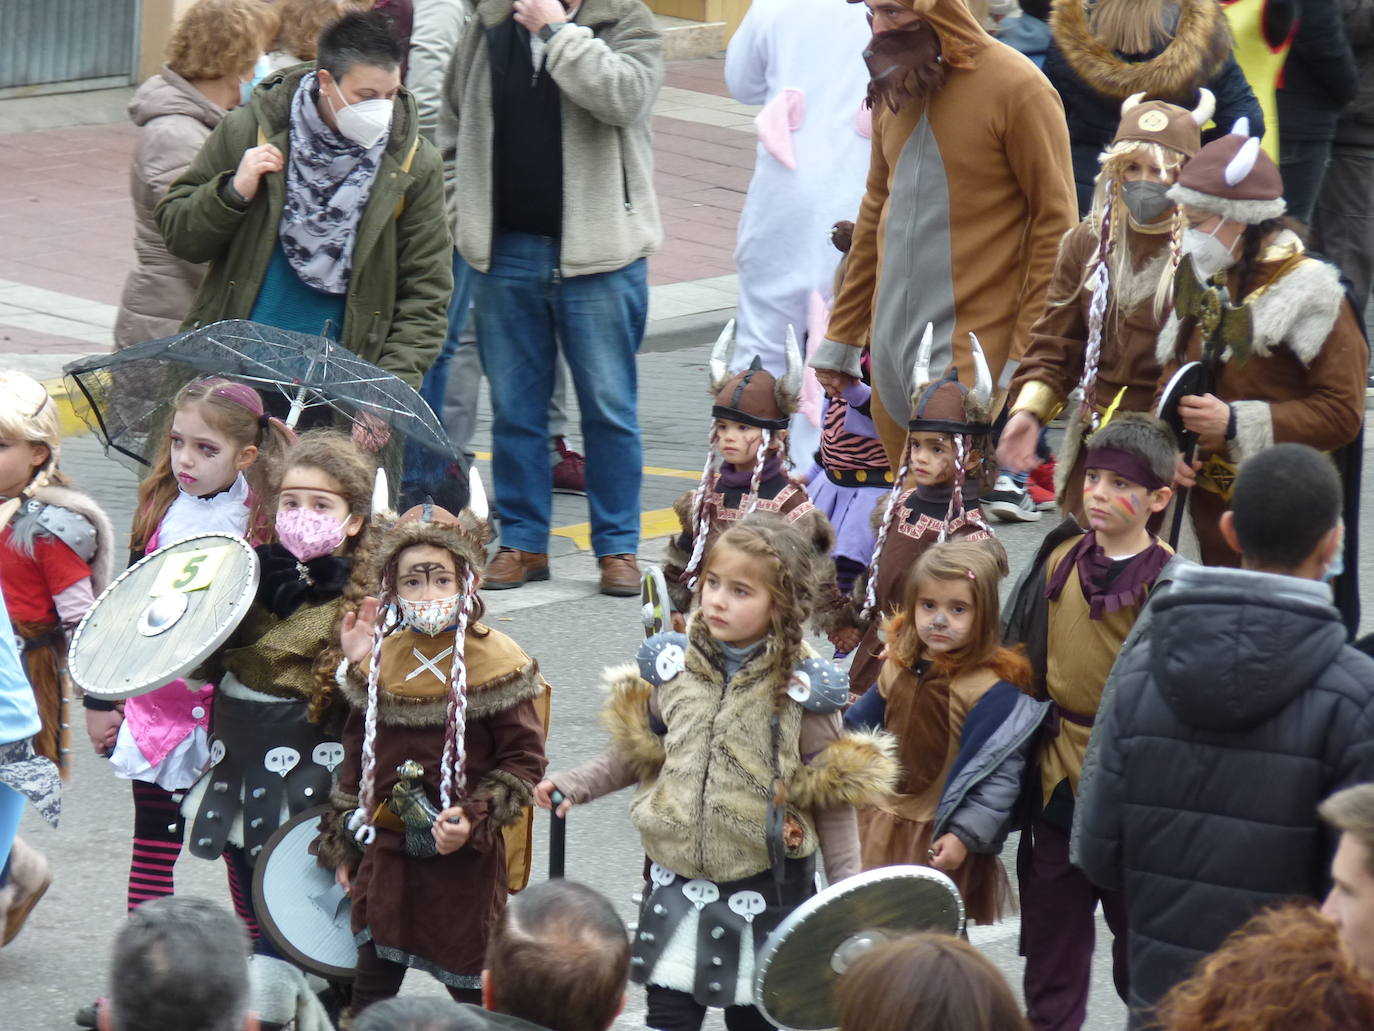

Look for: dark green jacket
[155,65,452,388]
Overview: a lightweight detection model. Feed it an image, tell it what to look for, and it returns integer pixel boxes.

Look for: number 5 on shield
[150,545,231,596]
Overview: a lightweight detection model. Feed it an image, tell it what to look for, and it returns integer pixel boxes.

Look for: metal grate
[0,0,139,91]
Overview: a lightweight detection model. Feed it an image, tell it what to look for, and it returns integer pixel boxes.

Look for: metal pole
[549,790,566,880]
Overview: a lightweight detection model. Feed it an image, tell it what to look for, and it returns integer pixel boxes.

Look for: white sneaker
[982,474,1043,523]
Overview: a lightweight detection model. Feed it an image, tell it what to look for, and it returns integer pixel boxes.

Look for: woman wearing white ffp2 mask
[1181,213,1244,280]
[317,65,396,150]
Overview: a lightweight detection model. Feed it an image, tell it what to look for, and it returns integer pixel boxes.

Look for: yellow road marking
[551,508,680,551]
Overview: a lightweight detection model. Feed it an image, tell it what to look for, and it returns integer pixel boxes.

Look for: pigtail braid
[439,568,479,811]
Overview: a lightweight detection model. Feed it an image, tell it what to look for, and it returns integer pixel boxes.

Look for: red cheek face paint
[1114,495,1138,518]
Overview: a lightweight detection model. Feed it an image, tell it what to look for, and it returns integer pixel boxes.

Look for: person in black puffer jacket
[1073,443,1374,1028]
[1046,0,1263,214]
[1276,0,1360,223]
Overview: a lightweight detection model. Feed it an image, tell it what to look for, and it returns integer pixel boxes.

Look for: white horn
[1229,116,1250,139]
[1120,91,1146,115]
[913,322,933,389]
[709,319,735,387]
[968,332,993,406]
[778,324,803,399]
[1191,87,1216,127]
[466,465,488,524]
[1224,136,1260,187]
[371,468,392,520]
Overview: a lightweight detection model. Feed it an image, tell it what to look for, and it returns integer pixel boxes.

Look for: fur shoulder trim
[600,665,666,781]
[30,483,116,593]
[790,730,899,810]
[1156,311,1182,366]
[1249,257,1344,365]
[1052,0,1229,102]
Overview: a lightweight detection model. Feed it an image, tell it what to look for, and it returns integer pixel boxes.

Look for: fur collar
[27,483,116,594]
[1156,254,1346,368]
[1052,0,1229,102]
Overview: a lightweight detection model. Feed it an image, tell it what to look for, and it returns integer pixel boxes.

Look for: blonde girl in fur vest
[536,513,896,1031]
[845,539,1046,925]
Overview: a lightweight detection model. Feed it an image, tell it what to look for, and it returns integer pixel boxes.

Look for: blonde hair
[273,0,374,62]
[887,539,1009,670]
[131,379,296,553]
[1088,0,1174,56]
[0,370,63,476]
[166,0,281,81]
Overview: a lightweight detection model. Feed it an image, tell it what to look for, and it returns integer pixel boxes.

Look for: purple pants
[1017,815,1129,1031]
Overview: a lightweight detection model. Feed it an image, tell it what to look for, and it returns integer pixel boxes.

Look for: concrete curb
[643,307,733,354]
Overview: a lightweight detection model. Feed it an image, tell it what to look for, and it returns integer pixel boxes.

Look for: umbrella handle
[286,384,308,430]
[549,790,567,880]
[1167,435,1198,551]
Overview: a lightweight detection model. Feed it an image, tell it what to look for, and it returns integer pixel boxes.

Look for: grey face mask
[1121,180,1173,224]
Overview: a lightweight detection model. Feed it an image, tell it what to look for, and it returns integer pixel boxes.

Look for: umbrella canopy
[65,320,458,468]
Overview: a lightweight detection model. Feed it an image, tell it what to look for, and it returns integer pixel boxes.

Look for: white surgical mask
[1182,224,1238,279]
[327,84,392,149]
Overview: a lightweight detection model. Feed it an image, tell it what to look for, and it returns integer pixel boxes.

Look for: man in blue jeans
[444,0,662,595]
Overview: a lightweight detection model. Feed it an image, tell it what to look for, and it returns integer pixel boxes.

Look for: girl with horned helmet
[661,322,838,625]
[0,371,116,774]
[1000,90,1213,520]
[315,478,548,1014]
[827,327,998,702]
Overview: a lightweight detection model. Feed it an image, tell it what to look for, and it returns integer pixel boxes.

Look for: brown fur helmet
[706,318,803,430]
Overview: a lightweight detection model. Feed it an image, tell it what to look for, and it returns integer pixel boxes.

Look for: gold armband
[1009,381,1064,425]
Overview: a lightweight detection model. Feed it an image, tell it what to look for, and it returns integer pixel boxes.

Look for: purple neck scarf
[1045,531,1171,620]
[717,455,786,492]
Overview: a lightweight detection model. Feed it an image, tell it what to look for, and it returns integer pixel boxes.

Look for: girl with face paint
[844,539,1046,928]
[1001,93,1209,524]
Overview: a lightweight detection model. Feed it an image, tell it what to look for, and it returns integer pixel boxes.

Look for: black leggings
[351,942,483,1015]
[645,986,774,1031]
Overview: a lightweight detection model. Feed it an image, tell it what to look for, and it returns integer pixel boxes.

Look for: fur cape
[1052,0,1231,103]
[13,483,117,597]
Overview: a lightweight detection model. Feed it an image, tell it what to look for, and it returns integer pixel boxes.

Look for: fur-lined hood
[1052,0,1230,103]
[356,507,491,595]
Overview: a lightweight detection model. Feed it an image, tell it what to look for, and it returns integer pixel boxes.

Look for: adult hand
[814,369,857,399]
[828,626,862,654]
[1173,455,1200,490]
[335,864,352,895]
[513,0,572,35]
[928,832,967,873]
[433,807,473,854]
[996,410,1042,474]
[1178,394,1230,454]
[534,779,573,817]
[340,597,381,664]
[352,410,391,453]
[85,704,124,756]
[232,144,283,203]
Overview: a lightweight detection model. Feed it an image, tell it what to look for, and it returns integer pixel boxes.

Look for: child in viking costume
[183,428,373,949]
[826,327,996,700]
[0,371,115,775]
[662,323,837,623]
[77,379,295,914]
[537,514,897,1031]
[1158,118,1367,627]
[315,497,548,1013]
[1001,91,1211,519]
[1002,413,1179,1031]
[845,540,1045,925]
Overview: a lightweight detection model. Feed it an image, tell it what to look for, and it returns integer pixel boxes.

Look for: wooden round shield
[753,866,965,1031]
[252,804,357,981]
[68,532,258,701]
[1156,360,1210,444]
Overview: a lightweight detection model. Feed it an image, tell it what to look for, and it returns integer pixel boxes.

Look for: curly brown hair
[273,0,374,62]
[166,0,280,81]
[1156,904,1374,1031]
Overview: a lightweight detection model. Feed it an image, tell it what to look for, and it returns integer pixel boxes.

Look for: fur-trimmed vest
[1156,239,1365,466]
[8,482,117,598]
[604,622,896,883]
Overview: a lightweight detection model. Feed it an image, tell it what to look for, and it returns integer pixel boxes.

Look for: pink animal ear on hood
[855,101,872,139]
[754,88,806,169]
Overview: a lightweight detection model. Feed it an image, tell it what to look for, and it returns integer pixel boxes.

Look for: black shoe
[981,475,1043,523]
[74,1003,98,1028]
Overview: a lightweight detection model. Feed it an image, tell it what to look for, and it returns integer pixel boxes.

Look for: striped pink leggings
[127,781,260,941]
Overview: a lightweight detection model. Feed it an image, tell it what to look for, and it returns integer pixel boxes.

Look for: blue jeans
[473,233,646,556]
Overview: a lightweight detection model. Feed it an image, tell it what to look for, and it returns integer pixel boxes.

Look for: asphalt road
[3,345,1370,1029]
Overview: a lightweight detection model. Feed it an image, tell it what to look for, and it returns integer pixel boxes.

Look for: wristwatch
[539,21,568,42]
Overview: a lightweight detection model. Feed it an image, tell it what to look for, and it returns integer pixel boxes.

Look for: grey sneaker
[982,474,1043,523]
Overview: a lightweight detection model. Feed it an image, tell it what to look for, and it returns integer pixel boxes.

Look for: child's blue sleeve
[844,684,885,731]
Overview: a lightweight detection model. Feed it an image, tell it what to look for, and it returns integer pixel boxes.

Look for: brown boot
[3,838,51,946]
[482,548,550,590]
[599,554,641,597]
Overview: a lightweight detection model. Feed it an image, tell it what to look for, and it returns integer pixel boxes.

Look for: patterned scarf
[279,72,386,295]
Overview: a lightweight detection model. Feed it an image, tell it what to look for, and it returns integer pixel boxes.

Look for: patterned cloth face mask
[398,593,463,637]
[275,508,349,562]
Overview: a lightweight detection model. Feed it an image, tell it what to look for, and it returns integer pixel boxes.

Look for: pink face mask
[275,508,349,562]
